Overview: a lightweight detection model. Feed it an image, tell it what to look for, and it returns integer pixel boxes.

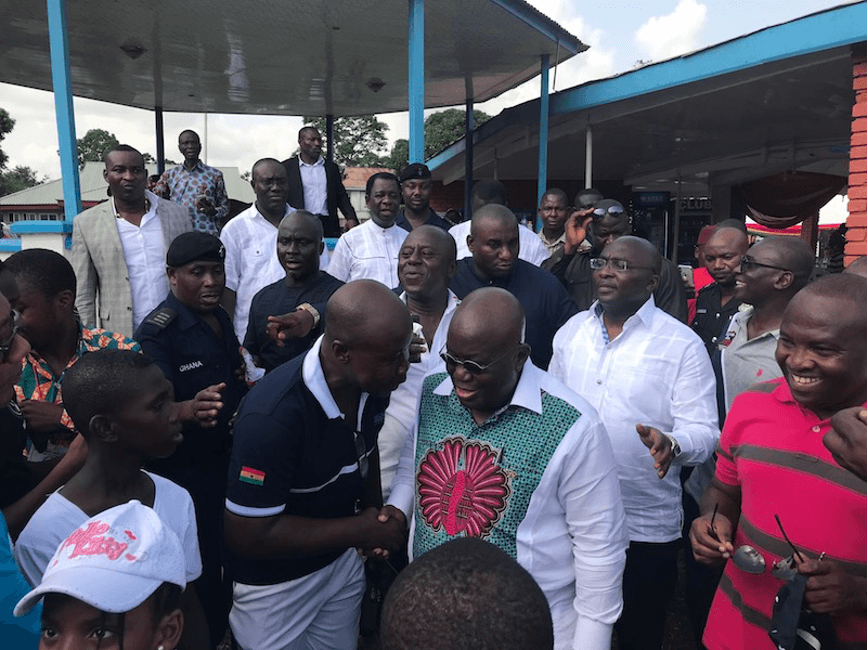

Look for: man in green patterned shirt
[386,287,628,650]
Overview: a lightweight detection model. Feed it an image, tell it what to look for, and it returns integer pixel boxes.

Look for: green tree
[424,109,490,159]
[302,115,390,168]
[0,165,42,196]
[0,107,15,170]
[386,109,491,172]
[76,129,119,168]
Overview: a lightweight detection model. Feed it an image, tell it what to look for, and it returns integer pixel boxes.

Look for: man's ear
[54,289,75,312]
[466,234,475,254]
[647,273,660,293]
[89,414,119,443]
[318,241,325,256]
[515,343,531,370]
[155,608,184,650]
[775,270,794,291]
[331,339,351,365]
[446,259,457,280]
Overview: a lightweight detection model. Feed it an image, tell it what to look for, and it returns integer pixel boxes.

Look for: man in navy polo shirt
[224,279,412,650]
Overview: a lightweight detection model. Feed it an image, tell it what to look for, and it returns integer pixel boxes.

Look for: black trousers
[614,539,680,650]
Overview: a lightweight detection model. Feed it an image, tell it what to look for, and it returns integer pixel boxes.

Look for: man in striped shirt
[690,273,866,650]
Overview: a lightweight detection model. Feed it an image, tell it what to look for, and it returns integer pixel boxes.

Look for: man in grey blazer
[72,145,191,339]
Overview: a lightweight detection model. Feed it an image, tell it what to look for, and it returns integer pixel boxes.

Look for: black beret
[166,232,225,267]
[399,163,431,183]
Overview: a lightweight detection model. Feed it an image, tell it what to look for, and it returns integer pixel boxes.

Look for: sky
[0,0,852,190]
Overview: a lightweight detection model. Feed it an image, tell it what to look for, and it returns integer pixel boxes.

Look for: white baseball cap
[15,500,186,616]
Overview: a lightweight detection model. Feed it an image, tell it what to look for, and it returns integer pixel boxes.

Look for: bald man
[692,226,749,355]
[550,236,717,650]
[682,235,814,645]
[449,204,577,368]
[381,538,554,650]
[690,274,866,650]
[542,199,688,322]
[379,225,459,499]
[387,287,628,650]
[224,280,412,649]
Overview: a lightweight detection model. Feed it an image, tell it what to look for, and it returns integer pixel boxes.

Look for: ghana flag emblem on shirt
[240,466,265,486]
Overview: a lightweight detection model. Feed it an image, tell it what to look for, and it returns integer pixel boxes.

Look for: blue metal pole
[47,0,82,220]
[464,98,474,220]
[536,54,550,232]
[408,0,425,163]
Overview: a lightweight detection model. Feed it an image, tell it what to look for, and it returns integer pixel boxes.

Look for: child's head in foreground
[15,500,186,650]
[62,349,182,459]
[380,537,554,650]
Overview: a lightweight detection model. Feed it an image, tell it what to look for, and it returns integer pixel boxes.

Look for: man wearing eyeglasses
[224,280,411,650]
[689,273,866,650]
[386,287,629,650]
[543,198,688,322]
[549,236,717,650]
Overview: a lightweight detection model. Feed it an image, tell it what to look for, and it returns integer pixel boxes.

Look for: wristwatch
[666,435,682,458]
[295,303,320,328]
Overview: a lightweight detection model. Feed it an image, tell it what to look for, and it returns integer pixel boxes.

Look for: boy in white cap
[15,500,186,650]
[13,349,208,649]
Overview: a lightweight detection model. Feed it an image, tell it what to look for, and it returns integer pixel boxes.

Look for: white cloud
[635,0,708,62]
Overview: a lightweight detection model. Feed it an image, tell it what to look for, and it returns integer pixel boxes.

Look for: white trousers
[230,548,365,650]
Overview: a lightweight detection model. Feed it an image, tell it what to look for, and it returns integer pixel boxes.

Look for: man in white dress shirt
[72,145,191,338]
[448,180,549,266]
[220,158,327,342]
[548,236,718,650]
[386,288,628,650]
[327,172,407,289]
[379,225,459,499]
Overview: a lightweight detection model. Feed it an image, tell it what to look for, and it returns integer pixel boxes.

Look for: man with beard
[245,211,344,373]
[395,163,451,232]
[692,226,749,355]
[690,273,866,650]
[72,145,191,338]
[537,188,572,256]
[543,198,687,321]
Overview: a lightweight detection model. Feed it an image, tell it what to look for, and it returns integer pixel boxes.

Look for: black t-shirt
[224,348,388,585]
[692,283,742,356]
[0,404,40,510]
[244,272,344,373]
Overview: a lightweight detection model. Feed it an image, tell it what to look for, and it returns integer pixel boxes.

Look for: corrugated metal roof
[1,162,254,206]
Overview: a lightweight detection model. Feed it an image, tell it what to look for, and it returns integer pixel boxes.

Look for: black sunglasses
[440,345,521,375]
[739,257,790,273]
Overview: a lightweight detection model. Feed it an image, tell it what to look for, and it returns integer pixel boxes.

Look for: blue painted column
[536,54,550,232]
[408,0,425,163]
[464,98,474,219]
[155,107,165,175]
[47,0,82,220]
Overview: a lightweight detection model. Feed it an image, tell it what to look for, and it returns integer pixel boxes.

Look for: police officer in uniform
[135,232,248,646]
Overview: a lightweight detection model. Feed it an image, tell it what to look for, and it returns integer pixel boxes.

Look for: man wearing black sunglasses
[543,198,688,322]
[387,287,629,650]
